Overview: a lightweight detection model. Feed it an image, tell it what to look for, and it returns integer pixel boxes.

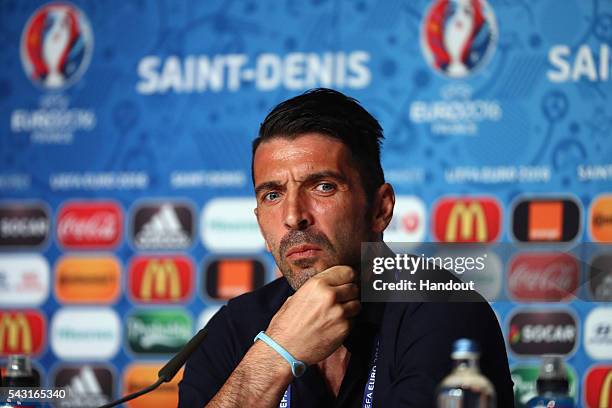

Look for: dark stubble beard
[276,229,338,290]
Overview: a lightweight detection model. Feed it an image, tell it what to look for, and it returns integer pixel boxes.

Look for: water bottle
[436,338,496,408]
[525,355,574,408]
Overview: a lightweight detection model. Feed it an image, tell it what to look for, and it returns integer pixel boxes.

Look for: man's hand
[265,266,361,365]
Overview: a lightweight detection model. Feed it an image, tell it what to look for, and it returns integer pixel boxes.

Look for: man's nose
[283,191,312,230]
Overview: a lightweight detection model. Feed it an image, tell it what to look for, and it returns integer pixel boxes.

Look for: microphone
[97,328,208,408]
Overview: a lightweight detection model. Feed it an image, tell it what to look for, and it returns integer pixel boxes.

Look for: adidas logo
[58,366,111,407]
[134,204,191,249]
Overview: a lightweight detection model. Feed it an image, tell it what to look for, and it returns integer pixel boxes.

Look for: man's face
[253,133,372,289]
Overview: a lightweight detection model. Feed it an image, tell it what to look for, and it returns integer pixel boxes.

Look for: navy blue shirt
[179,278,514,407]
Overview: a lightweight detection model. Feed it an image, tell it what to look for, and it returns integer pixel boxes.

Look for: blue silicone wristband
[254,331,307,377]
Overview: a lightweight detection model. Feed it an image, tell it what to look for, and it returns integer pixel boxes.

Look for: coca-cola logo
[508,253,579,301]
[508,310,577,356]
[57,201,123,249]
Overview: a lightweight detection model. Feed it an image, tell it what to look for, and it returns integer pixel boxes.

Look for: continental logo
[0,310,45,356]
[584,365,612,408]
[512,197,581,242]
[129,256,193,303]
[432,197,501,242]
[55,256,121,304]
[204,258,266,300]
[123,364,183,408]
[590,194,612,242]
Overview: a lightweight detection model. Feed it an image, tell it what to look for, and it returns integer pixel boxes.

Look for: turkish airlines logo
[54,365,114,407]
[131,202,194,250]
[590,195,612,242]
[432,197,501,242]
[0,202,50,247]
[0,310,45,356]
[384,196,426,242]
[129,256,193,303]
[589,254,612,301]
[584,366,612,408]
[204,258,266,300]
[57,201,123,249]
[508,253,579,301]
[0,255,50,307]
[512,198,581,242]
[508,310,577,356]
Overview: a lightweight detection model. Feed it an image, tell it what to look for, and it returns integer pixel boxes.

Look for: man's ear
[254,206,272,252]
[371,183,395,234]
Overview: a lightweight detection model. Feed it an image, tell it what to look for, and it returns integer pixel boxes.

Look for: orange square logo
[528,202,563,241]
[218,260,253,299]
[590,195,612,242]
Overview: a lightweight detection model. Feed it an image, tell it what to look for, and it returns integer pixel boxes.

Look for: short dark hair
[252,88,385,202]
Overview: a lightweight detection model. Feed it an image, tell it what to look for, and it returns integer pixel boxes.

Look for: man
[179,88,514,407]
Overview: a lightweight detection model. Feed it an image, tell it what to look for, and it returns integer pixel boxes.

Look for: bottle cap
[536,355,569,395]
[451,338,480,359]
[6,355,32,378]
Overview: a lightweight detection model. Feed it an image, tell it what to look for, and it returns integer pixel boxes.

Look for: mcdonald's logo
[432,197,501,242]
[129,256,193,303]
[585,365,612,408]
[0,311,45,356]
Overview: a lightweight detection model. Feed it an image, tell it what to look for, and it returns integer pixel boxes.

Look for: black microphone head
[158,328,208,382]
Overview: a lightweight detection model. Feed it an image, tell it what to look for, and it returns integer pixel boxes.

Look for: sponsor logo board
[204,258,266,300]
[53,365,114,407]
[128,256,193,303]
[122,364,182,408]
[200,198,264,252]
[584,365,612,408]
[54,255,121,304]
[126,310,192,354]
[51,308,120,360]
[432,197,501,242]
[512,198,581,243]
[589,253,612,301]
[0,310,45,356]
[0,203,50,247]
[131,202,194,250]
[508,310,577,356]
[584,307,612,360]
[384,196,426,243]
[508,252,579,301]
[57,201,123,249]
[590,195,612,242]
[0,254,49,306]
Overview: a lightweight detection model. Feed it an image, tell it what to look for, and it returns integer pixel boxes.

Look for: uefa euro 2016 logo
[421,0,497,78]
[20,2,93,90]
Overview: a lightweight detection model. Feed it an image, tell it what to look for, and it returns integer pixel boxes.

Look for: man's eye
[315,183,335,193]
[263,191,280,201]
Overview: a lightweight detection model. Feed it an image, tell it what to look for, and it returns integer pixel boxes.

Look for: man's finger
[341,299,362,318]
[334,283,359,303]
[317,266,355,286]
